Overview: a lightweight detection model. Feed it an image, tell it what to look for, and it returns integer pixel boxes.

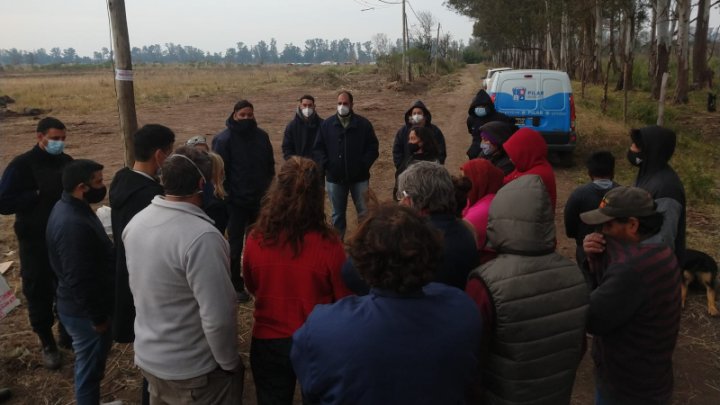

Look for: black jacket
[0,145,72,245]
[633,126,686,263]
[313,113,379,184]
[282,110,323,160]
[109,167,163,342]
[466,91,515,159]
[47,193,114,325]
[392,100,447,168]
[212,116,275,208]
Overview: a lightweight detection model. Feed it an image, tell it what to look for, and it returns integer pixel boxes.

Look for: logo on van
[512,87,526,101]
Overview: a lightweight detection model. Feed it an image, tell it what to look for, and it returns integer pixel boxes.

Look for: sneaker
[236,290,251,303]
[42,346,61,370]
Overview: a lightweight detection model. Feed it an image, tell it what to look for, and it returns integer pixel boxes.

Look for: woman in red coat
[243,156,352,405]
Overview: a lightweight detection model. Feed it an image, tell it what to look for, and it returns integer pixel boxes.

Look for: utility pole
[434,23,441,74]
[108,0,138,166]
[401,0,409,83]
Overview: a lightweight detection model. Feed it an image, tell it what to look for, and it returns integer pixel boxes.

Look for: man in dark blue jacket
[0,117,73,369]
[292,203,481,404]
[212,100,275,302]
[281,94,323,160]
[47,159,114,405]
[313,90,379,238]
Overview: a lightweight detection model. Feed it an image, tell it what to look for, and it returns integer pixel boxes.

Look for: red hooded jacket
[502,127,557,209]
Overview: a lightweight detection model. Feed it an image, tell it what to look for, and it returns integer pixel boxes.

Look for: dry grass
[0,65,314,116]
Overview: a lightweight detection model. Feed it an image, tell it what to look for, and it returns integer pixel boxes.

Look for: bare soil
[0,66,718,404]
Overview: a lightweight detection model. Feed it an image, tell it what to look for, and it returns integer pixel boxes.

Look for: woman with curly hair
[242,156,351,405]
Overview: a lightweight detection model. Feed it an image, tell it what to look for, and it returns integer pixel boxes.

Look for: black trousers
[250,337,297,405]
[18,237,69,348]
[226,203,259,292]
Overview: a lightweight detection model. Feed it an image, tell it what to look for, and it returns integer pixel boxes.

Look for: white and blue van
[488,69,577,152]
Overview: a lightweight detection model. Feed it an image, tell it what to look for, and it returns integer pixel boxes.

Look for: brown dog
[681,249,718,317]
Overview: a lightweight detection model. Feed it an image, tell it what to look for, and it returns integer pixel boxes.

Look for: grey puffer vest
[470,175,589,405]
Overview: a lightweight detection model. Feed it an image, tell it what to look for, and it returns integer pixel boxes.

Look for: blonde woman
[202,151,228,233]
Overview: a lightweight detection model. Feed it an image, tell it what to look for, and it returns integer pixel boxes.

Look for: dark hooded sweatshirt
[632,126,686,264]
[109,167,164,343]
[281,109,323,160]
[466,89,514,159]
[212,115,275,209]
[392,100,447,168]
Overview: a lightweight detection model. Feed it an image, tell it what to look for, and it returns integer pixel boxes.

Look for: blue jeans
[59,313,112,405]
[326,180,369,239]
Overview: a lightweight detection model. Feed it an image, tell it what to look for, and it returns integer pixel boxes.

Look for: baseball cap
[580,186,656,225]
[186,135,207,146]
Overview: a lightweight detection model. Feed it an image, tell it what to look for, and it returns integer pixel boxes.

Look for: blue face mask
[45,140,65,155]
[474,107,487,117]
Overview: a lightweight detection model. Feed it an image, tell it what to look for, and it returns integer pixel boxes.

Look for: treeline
[0,38,376,66]
[1,30,469,68]
[448,0,720,103]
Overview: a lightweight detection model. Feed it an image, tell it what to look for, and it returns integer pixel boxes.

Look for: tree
[372,33,390,57]
[268,38,279,64]
[673,0,690,103]
[280,43,303,63]
[692,0,711,88]
[413,11,436,52]
[253,40,269,64]
[652,0,671,99]
[62,47,78,63]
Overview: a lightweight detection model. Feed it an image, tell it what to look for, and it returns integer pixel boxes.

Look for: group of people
[0,86,687,405]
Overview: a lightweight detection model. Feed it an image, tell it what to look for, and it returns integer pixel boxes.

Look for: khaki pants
[143,365,245,405]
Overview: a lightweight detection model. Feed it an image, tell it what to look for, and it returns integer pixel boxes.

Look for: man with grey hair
[343,161,478,293]
[396,161,479,288]
[123,146,243,404]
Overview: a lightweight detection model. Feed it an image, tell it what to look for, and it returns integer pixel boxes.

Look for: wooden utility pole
[108,0,138,166]
[434,23,440,74]
[401,0,410,83]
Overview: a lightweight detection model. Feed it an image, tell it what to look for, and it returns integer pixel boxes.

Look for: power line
[404,0,422,23]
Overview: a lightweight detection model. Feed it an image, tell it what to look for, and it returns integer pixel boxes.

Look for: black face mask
[84,185,107,204]
[627,149,644,167]
[408,143,421,154]
[235,119,257,133]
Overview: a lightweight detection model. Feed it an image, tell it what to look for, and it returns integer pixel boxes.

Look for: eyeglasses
[396,189,410,201]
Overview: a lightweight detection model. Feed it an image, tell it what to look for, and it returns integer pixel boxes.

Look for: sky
[0,0,476,57]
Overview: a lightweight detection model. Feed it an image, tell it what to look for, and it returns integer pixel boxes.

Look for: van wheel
[549,151,575,168]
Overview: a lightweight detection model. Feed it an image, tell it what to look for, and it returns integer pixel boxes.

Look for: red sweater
[243,230,352,339]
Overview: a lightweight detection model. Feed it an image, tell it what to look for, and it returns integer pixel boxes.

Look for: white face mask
[337,105,350,116]
[410,114,424,124]
[301,107,314,118]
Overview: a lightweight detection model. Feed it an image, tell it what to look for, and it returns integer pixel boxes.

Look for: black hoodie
[466,90,515,159]
[632,126,686,263]
[212,114,275,208]
[391,100,447,168]
[109,167,163,343]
